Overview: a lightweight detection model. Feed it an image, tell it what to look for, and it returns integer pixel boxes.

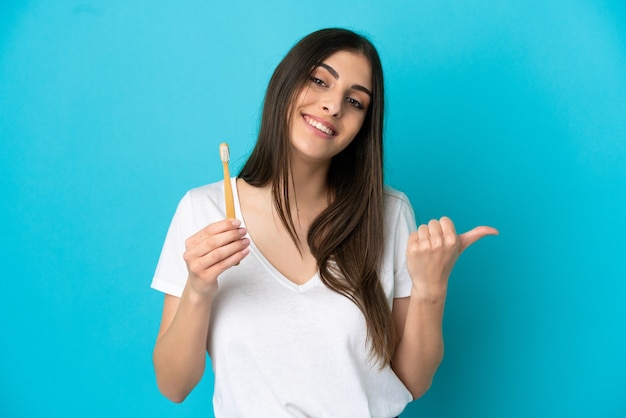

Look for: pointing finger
[459,226,499,253]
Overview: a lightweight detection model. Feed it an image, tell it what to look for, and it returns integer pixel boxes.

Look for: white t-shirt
[151,178,417,417]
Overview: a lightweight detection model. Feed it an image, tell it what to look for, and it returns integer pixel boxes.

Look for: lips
[303,115,336,136]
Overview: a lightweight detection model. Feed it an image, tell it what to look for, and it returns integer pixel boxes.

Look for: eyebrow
[318,62,372,97]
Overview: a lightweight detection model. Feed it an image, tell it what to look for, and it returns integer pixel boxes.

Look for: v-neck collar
[231,177,321,293]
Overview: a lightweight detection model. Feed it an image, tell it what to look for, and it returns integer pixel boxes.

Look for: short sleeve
[151,192,194,297]
[390,192,418,299]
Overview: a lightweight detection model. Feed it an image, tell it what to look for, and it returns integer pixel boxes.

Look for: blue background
[1,1,625,417]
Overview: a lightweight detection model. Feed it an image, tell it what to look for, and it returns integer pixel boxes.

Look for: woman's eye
[310,76,327,87]
[347,97,364,110]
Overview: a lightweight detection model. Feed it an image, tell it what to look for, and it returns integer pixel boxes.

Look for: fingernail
[239,227,247,235]
[231,220,241,227]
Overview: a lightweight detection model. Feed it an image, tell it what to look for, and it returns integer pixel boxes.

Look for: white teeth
[306,117,334,135]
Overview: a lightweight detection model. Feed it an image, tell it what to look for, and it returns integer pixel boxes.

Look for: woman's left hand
[406,216,498,298]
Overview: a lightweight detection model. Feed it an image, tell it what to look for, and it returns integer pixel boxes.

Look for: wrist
[185,279,218,306]
[410,282,447,304]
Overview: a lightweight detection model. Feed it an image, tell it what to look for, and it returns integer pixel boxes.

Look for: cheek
[288,89,311,121]
[348,114,367,136]
[294,86,313,107]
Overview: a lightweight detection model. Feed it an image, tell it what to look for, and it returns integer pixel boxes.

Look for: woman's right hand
[183,219,250,296]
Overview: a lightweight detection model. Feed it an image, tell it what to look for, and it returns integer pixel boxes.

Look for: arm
[391,292,445,400]
[391,217,498,400]
[152,219,249,403]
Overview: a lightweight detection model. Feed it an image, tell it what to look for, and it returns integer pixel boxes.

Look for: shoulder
[383,185,410,206]
[172,179,228,224]
[383,185,414,216]
[382,185,418,231]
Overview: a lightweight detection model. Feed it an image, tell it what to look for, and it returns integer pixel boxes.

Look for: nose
[322,93,342,118]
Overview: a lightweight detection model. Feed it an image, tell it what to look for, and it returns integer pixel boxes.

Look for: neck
[288,159,330,216]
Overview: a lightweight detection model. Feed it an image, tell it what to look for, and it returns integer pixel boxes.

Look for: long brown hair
[239,28,394,366]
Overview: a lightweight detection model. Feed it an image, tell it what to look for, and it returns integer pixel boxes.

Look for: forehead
[318,51,372,90]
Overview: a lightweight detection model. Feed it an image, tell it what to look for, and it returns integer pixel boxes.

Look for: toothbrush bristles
[220,143,230,162]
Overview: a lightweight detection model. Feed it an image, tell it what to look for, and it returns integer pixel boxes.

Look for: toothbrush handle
[223,162,235,219]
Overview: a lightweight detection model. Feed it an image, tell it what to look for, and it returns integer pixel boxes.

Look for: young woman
[151,28,497,417]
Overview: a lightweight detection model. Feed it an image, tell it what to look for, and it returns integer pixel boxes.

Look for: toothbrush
[220,143,236,219]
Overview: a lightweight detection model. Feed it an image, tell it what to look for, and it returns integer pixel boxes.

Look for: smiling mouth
[304,116,336,136]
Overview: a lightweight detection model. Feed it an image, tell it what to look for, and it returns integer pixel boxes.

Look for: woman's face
[288,50,373,166]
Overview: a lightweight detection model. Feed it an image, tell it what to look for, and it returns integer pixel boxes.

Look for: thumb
[459,226,499,253]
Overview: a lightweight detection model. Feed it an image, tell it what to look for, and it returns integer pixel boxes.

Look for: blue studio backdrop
[1,1,625,417]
